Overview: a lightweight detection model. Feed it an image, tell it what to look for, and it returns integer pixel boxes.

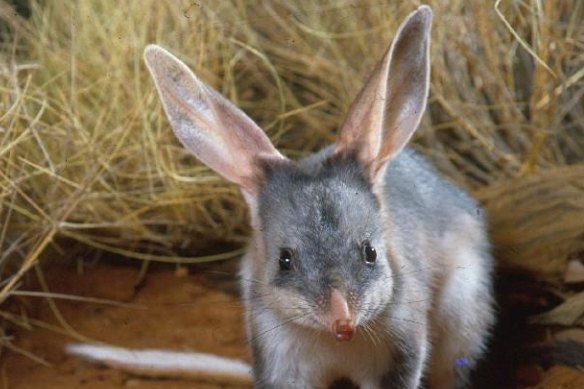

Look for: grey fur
[247,148,494,388]
[144,5,495,389]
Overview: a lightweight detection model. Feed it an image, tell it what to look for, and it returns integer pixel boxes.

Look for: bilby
[69,6,495,388]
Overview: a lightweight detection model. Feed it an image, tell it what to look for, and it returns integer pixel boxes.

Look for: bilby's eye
[279,248,293,271]
[362,240,377,264]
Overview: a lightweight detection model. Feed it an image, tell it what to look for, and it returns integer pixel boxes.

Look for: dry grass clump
[0,0,583,346]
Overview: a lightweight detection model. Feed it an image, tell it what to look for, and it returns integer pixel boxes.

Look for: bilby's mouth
[333,319,355,341]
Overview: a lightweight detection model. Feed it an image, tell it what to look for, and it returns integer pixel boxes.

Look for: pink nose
[329,290,355,341]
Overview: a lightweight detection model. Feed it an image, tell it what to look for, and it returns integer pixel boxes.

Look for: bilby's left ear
[143,45,286,197]
[335,6,432,179]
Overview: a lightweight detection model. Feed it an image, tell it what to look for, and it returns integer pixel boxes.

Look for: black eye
[362,240,377,264]
[279,248,293,271]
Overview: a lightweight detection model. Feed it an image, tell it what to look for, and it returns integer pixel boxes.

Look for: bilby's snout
[325,289,355,341]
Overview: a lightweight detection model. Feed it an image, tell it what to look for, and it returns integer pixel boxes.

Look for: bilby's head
[143,5,432,340]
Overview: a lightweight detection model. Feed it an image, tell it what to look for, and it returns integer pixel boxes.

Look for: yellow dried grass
[0,0,582,333]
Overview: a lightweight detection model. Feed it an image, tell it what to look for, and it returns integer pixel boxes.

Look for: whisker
[248,312,312,345]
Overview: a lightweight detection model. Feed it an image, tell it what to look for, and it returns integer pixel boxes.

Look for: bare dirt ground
[2,257,251,389]
[2,256,584,388]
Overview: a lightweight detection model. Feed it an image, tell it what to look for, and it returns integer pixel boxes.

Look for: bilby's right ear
[334,6,432,181]
[144,45,286,196]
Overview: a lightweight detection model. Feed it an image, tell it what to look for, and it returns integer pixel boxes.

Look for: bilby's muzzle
[328,289,355,341]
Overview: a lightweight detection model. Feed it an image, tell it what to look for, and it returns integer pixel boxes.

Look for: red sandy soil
[2,257,584,388]
[2,258,251,389]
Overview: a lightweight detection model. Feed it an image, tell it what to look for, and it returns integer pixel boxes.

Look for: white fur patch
[66,343,252,382]
[252,309,394,387]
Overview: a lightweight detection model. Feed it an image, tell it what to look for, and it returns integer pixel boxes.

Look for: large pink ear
[144,45,285,195]
[335,6,432,179]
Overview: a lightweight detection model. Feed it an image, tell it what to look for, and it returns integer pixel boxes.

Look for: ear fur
[144,45,285,195]
[335,6,432,179]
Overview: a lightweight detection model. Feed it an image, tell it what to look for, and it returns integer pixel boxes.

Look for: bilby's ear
[144,45,286,195]
[335,6,432,180]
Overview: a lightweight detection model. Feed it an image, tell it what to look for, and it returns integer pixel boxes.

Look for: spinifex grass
[0,0,582,351]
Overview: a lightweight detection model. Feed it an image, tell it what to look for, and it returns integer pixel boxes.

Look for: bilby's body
[241,147,492,388]
[69,6,495,388]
